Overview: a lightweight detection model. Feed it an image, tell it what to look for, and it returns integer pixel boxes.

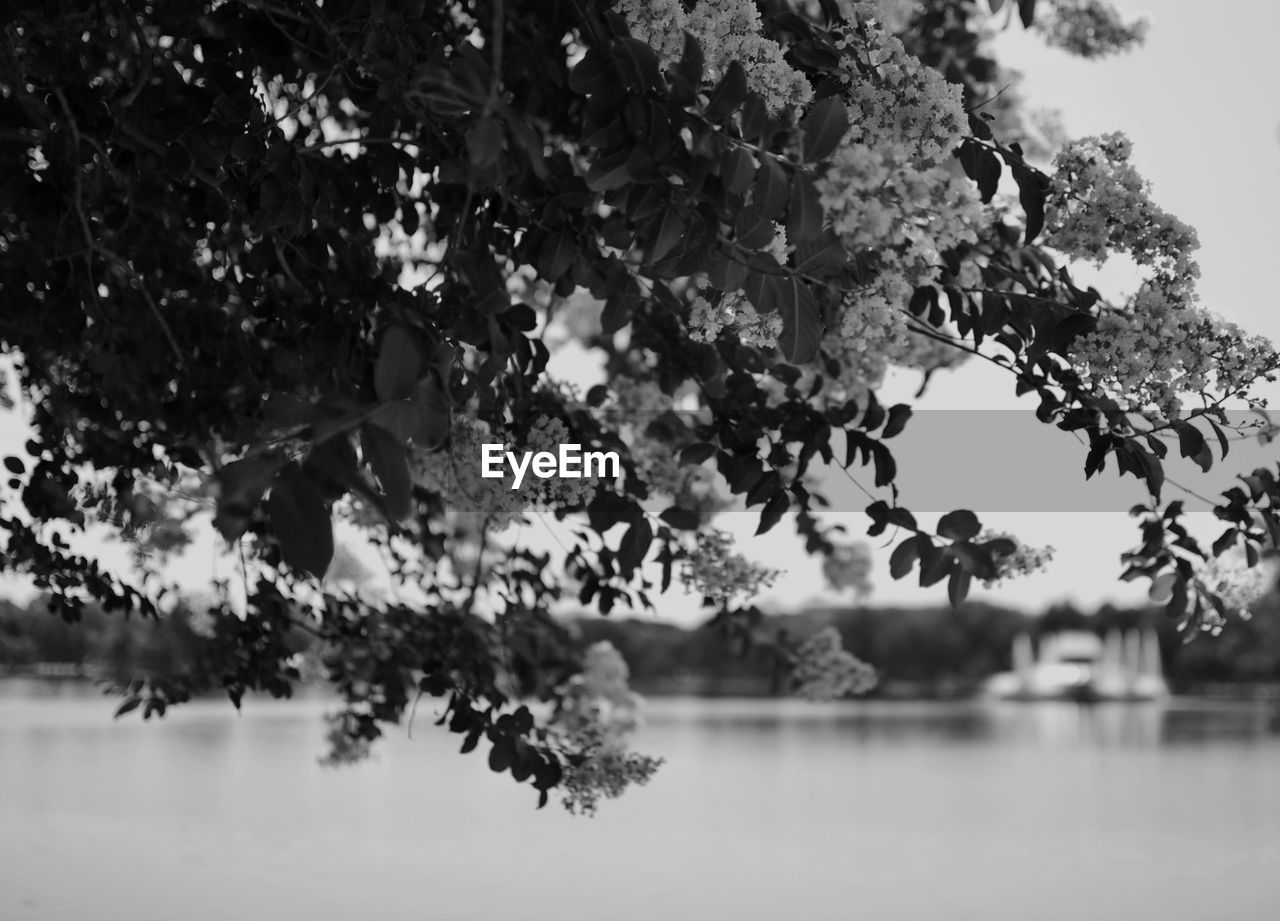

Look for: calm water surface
[2,686,1279,920]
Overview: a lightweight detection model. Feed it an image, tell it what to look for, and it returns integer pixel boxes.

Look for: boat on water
[984,629,1168,702]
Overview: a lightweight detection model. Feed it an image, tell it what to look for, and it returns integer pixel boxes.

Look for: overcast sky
[3,1,1278,623]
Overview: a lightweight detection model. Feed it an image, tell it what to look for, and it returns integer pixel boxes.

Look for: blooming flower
[679,528,782,604]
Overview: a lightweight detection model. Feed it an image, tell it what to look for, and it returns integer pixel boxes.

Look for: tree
[2,0,1278,812]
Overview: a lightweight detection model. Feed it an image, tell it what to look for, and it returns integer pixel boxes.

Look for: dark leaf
[361,424,413,521]
[659,506,700,530]
[466,117,504,169]
[776,277,822,365]
[413,377,451,450]
[881,404,912,439]
[680,442,716,465]
[753,160,789,219]
[756,491,789,535]
[568,49,612,95]
[889,535,923,579]
[618,518,653,576]
[375,326,424,401]
[800,96,849,163]
[677,31,704,87]
[705,61,748,121]
[646,208,686,265]
[947,567,972,608]
[268,471,334,577]
[786,176,824,243]
[937,509,981,541]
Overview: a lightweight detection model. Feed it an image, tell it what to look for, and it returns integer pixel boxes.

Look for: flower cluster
[550,642,664,816]
[838,6,969,166]
[1033,0,1149,59]
[615,0,812,114]
[1046,133,1199,283]
[679,528,781,604]
[979,530,1055,588]
[789,626,878,701]
[1046,134,1279,418]
[817,149,982,392]
[1193,553,1279,627]
[688,289,784,349]
[1070,281,1279,418]
[809,10,984,394]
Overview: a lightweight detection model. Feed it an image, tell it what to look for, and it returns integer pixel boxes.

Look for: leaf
[601,290,640,334]
[1012,164,1047,245]
[1207,418,1230,459]
[646,208,686,265]
[734,205,776,250]
[937,509,981,541]
[677,31,704,87]
[375,326,424,402]
[3,456,24,475]
[268,471,333,577]
[1018,0,1037,27]
[721,148,756,195]
[793,229,846,273]
[261,393,315,432]
[786,176,824,243]
[466,117,504,170]
[587,490,632,533]
[568,48,612,95]
[889,535,923,579]
[214,457,279,539]
[1212,530,1239,557]
[870,441,896,488]
[705,60,748,121]
[679,442,716,465]
[412,377,451,450]
[659,507,700,530]
[881,404,912,439]
[361,424,413,521]
[756,491,789,535]
[958,141,1001,203]
[752,160,789,219]
[800,96,849,163]
[584,147,633,191]
[618,518,653,576]
[947,567,972,608]
[739,93,769,142]
[1175,421,1209,471]
[614,38,663,91]
[488,737,512,773]
[370,401,420,442]
[114,698,141,718]
[776,277,822,365]
[537,227,577,281]
[726,455,764,494]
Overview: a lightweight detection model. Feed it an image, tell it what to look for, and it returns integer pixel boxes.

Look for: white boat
[984,629,1168,702]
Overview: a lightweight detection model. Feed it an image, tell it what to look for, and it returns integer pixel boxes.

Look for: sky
[3,1,1279,623]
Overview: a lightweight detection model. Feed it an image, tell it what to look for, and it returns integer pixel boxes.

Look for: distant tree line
[6,594,1280,697]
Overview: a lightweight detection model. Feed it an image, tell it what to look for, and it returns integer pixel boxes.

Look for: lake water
[2,686,1280,920]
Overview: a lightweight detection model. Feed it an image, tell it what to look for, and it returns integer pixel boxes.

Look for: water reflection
[3,689,1280,921]
[639,696,1279,747]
